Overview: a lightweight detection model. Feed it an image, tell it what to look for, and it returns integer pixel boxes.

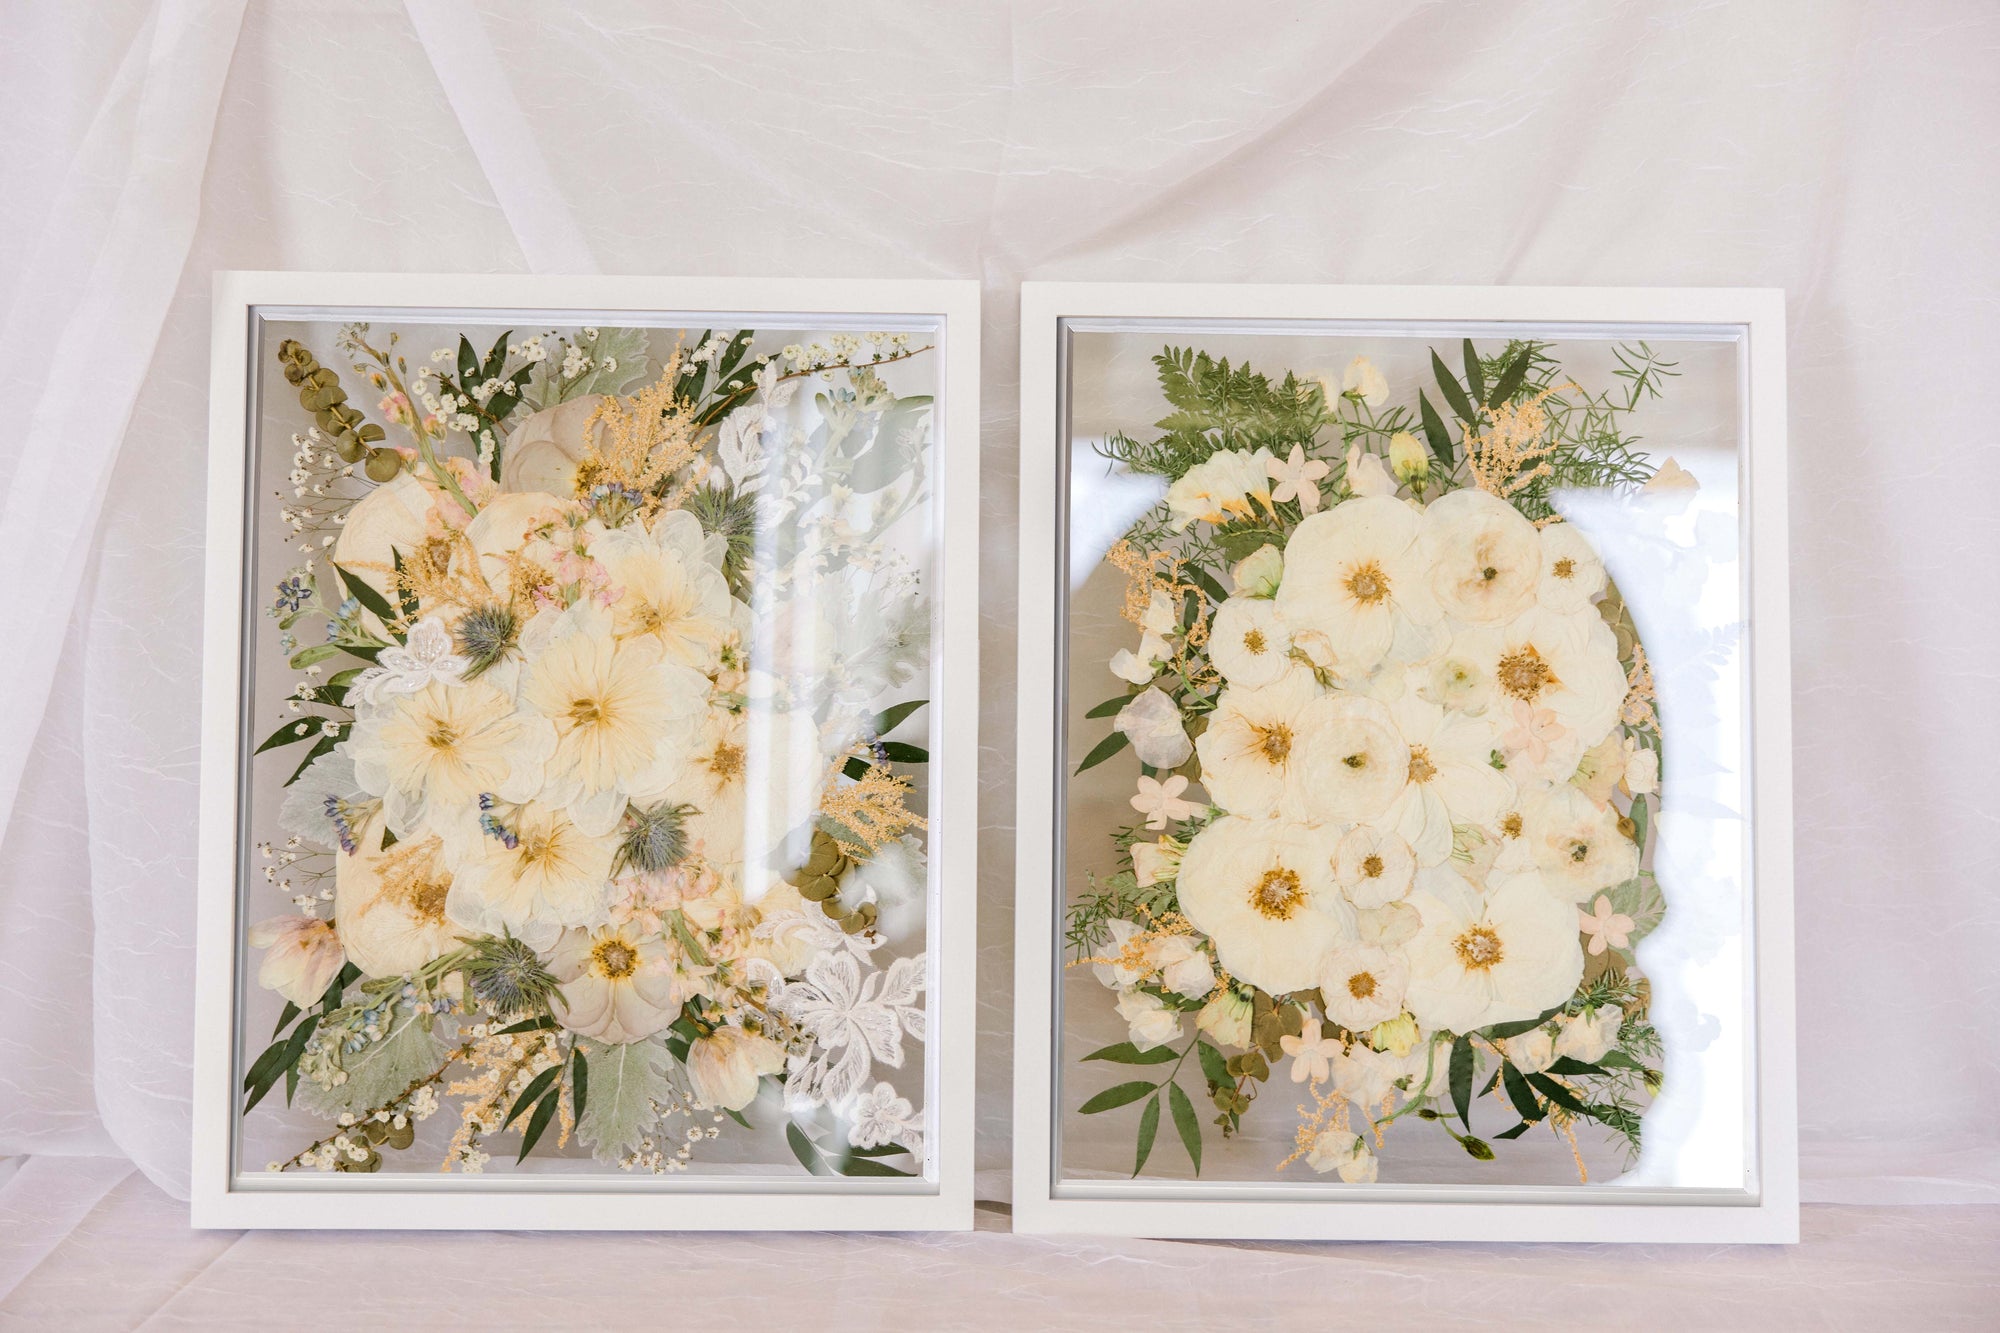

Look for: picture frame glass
[228,306,949,1193]
[1054,317,1759,1198]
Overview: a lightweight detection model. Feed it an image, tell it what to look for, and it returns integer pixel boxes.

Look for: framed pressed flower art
[1012,283,1796,1243]
[194,273,979,1230]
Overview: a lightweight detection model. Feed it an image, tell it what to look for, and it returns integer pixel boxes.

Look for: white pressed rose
[331,471,440,637]
[1165,449,1275,530]
[1420,648,1494,714]
[1419,487,1542,626]
[1570,731,1629,806]
[1625,745,1660,797]
[1176,816,1349,995]
[446,801,618,937]
[333,821,460,979]
[1196,989,1253,1047]
[1329,1039,1404,1108]
[1150,934,1217,1000]
[348,678,556,841]
[1536,521,1608,614]
[1454,606,1626,781]
[500,394,611,496]
[1341,355,1389,408]
[594,508,739,670]
[248,914,346,1006]
[1356,899,1423,950]
[1343,444,1399,499]
[1113,687,1193,769]
[1520,784,1638,902]
[1275,495,1437,672]
[1209,596,1294,688]
[1319,943,1408,1032]
[1402,870,1584,1032]
[1382,693,1514,865]
[1231,543,1284,597]
[1502,1027,1556,1074]
[1293,694,1409,824]
[1553,1004,1624,1064]
[1333,825,1416,909]
[1387,431,1430,484]
[1195,670,1323,819]
[1115,988,1184,1051]
[1305,1127,1378,1182]
[685,1025,787,1110]
[518,602,706,836]
[548,923,683,1044]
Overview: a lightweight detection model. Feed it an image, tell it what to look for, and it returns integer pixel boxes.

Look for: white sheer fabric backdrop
[2,0,1996,1274]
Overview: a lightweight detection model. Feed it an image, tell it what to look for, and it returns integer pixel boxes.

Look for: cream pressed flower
[1131,838,1183,887]
[1332,825,1415,909]
[1267,444,1331,514]
[1116,988,1184,1051]
[499,395,611,496]
[1554,1004,1624,1063]
[1402,871,1584,1032]
[1536,521,1607,614]
[548,922,682,1043]
[1280,1017,1344,1084]
[1113,686,1193,770]
[1520,784,1638,902]
[1293,694,1409,824]
[1329,1039,1404,1108]
[1419,487,1542,626]
[1341,355,1389,408]
[348,678,554,840]
[1305,1127,1378,1182]
[1231,543,1284,597]
[1130,773,1200,830]
[333,820,460,978]
[594,508,739,669]
[685,1025,787,1110]
[1387,431,1430,484]
[447,801,618,936]
[1453,607,1626,781]
[1502,1027,1556,1074]
[1344,444,1398,499]
[1197,989,1253,1047]
[1165,449,1275,530]
[1625,745,1660,797]
[1150,934,1217,999]
[1209,596,1293,688]
[1382,693,1514,865]
[519,607,705,836]
[331,471,437,635]
[1421,649,1494,714]
[1195,670,1323,819]
[248,914,346,1006]
[1275,496,1436,672]
[1319,943,1408,1032]
[1176,816,1348,995]
[641,700,822,871]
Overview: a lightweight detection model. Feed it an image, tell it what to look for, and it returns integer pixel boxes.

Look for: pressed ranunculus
[1116,988,1183,1051]
[1536,520,1607,614]
[1275,495,1437,672]
[1419,487,1542,625]
[1195,670,1323,819]
[548,922,683,1044]
[1209,596,1293,688]
[1403,870,1584,1032]
[1520,784,1638,902]
[1176,816,1349,995]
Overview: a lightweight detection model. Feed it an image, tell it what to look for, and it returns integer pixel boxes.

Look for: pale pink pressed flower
[1578,895,1635,956]
[1500,698,1566,767]
[1267,444,1331,514]
[1130,773,1200,830]
[247,915,346,1007]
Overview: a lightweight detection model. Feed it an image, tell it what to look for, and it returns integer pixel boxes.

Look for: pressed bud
[1388,431,1430,482]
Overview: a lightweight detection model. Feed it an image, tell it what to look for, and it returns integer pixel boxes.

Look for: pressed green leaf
[1449,1035,1475,1130]
[872,699,928,734]
[724,1106,753,1130]
[516,1089,559,1162]
[1186,563,1230,606]
[1079,1080,1158,1115]
[1527,1072,1589,1117]
[285,733,338,787]
[841,756,870,782]
[1130,1095,1160,1177]
[482,330,512,382]
[272,1000,301,1038]
[1085,693,1139,720]
[494,1015,558,1035]
[456,335,480,385]
[575,1037,675,1164]
[1596,1050,1645,1073]
[569,1047,589,1129]
[1167,1080,1202,1176]
[505,1066,562,1130]
[333,563,399,629]
[1629,794,1651,854]
[255,718,322,754]
[1196,1041,1234,1091]
[1500,1060,1545,1125]
[1548,1056,1606,1077]
[1082,1041,1179,1066]
[1432,349,1477,424]
[1481,1005,1563,1041]
[1074,730,1131,776]
[845,1142,913,1158]
[1494,1121,1534,1140]
[878,741,927,765]
[1461,338,1486,403]
[836,1154,918,1178]
[1417,391,1456,468]
[786,1121,828,1175]
[288,644,346,670]
[1486,347,1531,408]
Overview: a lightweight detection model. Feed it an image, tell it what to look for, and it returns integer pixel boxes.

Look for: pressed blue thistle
[460,932,562,1017]
[615,800,697,875]
[453,605,518,680]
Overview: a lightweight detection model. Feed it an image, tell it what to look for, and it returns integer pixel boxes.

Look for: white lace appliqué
[351,616,466,707]
[770,950,925,1109]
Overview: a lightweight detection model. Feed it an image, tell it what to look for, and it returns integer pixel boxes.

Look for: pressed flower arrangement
[1067,339,1687,1183]
[242,318,941,1179]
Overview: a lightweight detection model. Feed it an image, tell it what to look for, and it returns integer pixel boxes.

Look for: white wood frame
[1011,282,1796,1243]
[195,273,980,1231]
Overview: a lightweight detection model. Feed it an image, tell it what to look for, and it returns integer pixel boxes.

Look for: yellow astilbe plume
[1461,381,1575,500]
[580,348,709,514]
[818,758,928,860]
[1104,538,1219,691]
